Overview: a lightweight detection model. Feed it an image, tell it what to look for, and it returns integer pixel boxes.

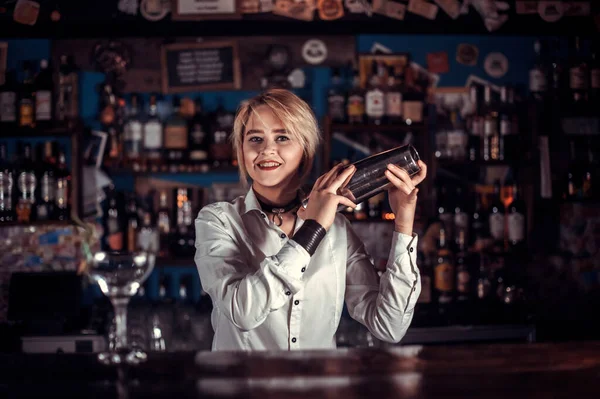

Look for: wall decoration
[456,43,478,66]
[118,0,138,16]
[318,0,344,20]
[172,0,242,20]
[434,0,461,19]
[273,0,316,21]
[564,2,591,17]
[13,0,39,25]
[260,0,274,12]
[370,42,392,54]
[484,51,509,78]
[516,1,539,14]
[469,0,510,32]
[427,51,449,74]
[0,42,6,85]
[407,0,438,20]
[302,39,328,65]
[161,41,241,93]
[373,0,407,20]
[358,53,410,89]
[140,0,171,21]
[537,1,563,22]
[345,0,366,14]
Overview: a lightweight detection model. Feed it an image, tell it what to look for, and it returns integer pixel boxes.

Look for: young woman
[195,89,427,351]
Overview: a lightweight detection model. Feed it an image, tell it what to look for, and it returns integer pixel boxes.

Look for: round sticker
[484,52,509,78]
[140,0,170,22]
[288,68,306,88]
[538,1,564,22]
[302,39,328,65]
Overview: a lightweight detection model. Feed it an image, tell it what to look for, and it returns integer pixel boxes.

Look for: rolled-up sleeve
[195,205,310,331]
[344,219,420,344]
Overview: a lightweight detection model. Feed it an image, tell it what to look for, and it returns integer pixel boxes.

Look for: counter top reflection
[1,342,599,398]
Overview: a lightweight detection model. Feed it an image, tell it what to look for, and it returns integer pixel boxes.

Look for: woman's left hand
[384,160,428,236]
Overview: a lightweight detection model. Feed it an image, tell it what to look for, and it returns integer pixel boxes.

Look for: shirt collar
[242,188,262,215]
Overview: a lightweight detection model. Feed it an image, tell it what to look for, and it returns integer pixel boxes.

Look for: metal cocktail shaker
[302,144,421,210]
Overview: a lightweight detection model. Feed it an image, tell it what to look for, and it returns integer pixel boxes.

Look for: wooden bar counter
[1,342,599,398]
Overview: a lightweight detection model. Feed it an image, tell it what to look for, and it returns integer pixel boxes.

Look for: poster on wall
[172,0,243,20]
[358,53,410,88]
[0,42,7,85]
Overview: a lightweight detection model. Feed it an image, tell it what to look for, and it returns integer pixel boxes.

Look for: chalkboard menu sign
[161,41,241,93]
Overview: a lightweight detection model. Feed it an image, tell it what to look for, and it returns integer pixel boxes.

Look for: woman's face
[243,105,304,193]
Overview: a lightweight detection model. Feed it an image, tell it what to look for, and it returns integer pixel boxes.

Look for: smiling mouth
[257,162,282,170]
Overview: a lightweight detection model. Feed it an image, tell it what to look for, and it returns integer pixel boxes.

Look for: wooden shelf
[436,158,533,167]
[0,219,73,228]
[105,165,239,177]
[1,126,78,138]
[330,123,426,133]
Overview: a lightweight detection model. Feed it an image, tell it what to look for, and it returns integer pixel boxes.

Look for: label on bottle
[56,178,68,209]
[0,172,13,210]
[500,117,511,136]
[569,66,588,90]
[19,100,34,127]
[18,172,36,201]
[529,68,547,92]
[366,89,385,118]
[0,92,17,122]
[108,232,123,251]
[36,203,49,220]
[165,125,188,149]
[41,173,55,201]
[508,212,525,242]
[347,94,365,117]
[35,90,52,121]
[328,94,346,121]
[484,119,494,136]
[477,277,491,299]
[138,230,159,252]
[418,275,431,303]
[435,261,454,292]
[143,121,162,149]
[457,270,470,293]
[591,68,600,89]
[402,100,423,122]
[489,213,504,240]
[386,92,403,117]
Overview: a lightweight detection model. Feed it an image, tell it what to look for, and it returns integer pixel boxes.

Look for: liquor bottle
[0,70,18,128]
[125,194,139,252]
[0,143,15,223]
[453,186,469,246]
[476,255,493,314]
[143,94,163,163]
[16,143,36,223]
[35,141,57,221]
[188,98,209,168]
[137,211,159,253]
[385,66,403,125]
[18,61,35,128]
[163,96,188,170]
[568,36,589,112]
[548,39,565,103]
[65,55,79,120]
[157,190,171,257]
[582,141,593,199]
[488,180,505,249]
[467,85,482,162]
[365,62,384,126]
[455,228,472,302]
[34,59,54,128]
[483,86,499,161]
[590,42,600,108]
[498,86,510,161]
[211,99,234,168]
[566,141,579,199]
[470,192,488,250]
[402,90,424,126]
[436,184,454,243]
[346,67,365,125]
[105,186,123,251]
[171,188,195,258]
[327,67,346,123]
[124,94,143,162]
[434,225,454,305]
[507,182,526,252]
[55,149,70,220]
[529,40,547,102]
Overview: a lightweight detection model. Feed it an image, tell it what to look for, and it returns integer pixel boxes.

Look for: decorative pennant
[373,0,406,20]
[318,0,344,20]
[456,43,478,66]
[516,1,539,14]
[434,0,460,19]
[427,51,449,74]
[13,0,40,26]
[408,0,438,20]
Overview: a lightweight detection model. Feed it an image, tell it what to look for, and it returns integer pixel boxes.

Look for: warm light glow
[383,213,396,220]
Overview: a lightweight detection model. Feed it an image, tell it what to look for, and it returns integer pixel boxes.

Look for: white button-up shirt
[194,189,421,351]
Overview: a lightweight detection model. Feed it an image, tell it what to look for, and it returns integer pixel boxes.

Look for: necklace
[256,194,300,227]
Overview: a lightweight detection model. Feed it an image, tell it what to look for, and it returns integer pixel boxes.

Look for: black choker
[255,193,300,227]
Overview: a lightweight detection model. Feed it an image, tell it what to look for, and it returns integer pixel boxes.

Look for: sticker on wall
[427,52,449,74]
[456,44,478,66]
[434,0,460,20]
[318,0,344,20]
[407,0,438,20]
[345,0,366,13]
[516,1,539,14]
[260,0,274,12]
[564,2,591,17]
[118,0,138,16]
[241,0,261,13]
[538,1,564,22]
[288,68,306,88]
[385,1,407,20]
[13,0,40,26]
[302,39,328,65]
[484,52,509,78]
[140,0,170,21]
[274,0,316,21]
[370,42,392,54]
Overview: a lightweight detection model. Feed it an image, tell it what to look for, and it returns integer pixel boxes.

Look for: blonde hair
[231,88,321,188]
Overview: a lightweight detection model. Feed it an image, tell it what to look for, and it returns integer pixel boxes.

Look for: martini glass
[88,251,155,365]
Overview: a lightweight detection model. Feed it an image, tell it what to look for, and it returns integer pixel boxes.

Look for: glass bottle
[163,96,188,170]
[157,190,171,257]
[18,61,35,129]
[34,59,54,128]
[0,142,15,223]
[55,149,70,221]
[0,70,18,128]
[435,225,454,305]
[124,94,143,162]
[188,98,209,169]
[488,180,505,249]
[385,66,403,125]
[143,94,163,162]
[365,61,384,126]
[35,141,57,221]
[16,142,36,223]
[346,67,365,125]
[507,182,526,252]
[529,40,547,101]
[327,67,346,123]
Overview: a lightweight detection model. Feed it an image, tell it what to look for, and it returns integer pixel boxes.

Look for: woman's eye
[248,136,262,143]
[277,136,290,142]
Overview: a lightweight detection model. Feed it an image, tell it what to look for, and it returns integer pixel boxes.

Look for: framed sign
[172,0,243,20]
[0,42,7,85]
[161,41,241,93]
[358,53,410,89]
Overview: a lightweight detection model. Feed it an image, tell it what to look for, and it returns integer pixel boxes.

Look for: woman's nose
[260,140,277,154]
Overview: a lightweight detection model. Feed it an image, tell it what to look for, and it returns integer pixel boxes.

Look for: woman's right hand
[298,163,357,231]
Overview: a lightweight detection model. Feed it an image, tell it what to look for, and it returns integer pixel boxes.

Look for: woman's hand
[384,160,428,236]
[298,163,357,231]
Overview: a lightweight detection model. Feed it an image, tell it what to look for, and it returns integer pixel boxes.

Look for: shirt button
[409,247,414,253]
[280,233,286,239]
[285,291,291,296]
[291,338,297,343]
[301,267,306,272]
[261,213,266,218]
[294,300,299,305]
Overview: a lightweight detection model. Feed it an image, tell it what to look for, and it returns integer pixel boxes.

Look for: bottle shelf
[105,165,239,177]
[330,123,426,133]
[1,125,78,138]
[0,219,73,228]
